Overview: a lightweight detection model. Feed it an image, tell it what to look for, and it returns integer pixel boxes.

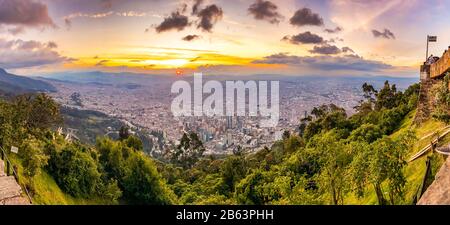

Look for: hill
[0,68,56,95]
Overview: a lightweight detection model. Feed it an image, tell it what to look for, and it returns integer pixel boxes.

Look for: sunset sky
[1,0,450,77]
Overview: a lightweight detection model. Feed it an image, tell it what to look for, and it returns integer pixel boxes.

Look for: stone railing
[430,47,450,78]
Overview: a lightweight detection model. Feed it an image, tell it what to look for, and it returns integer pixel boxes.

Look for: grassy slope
[9,154,111,205]
[346,109,447,204]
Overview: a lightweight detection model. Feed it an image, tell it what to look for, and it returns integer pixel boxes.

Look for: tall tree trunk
[374,183,386,205]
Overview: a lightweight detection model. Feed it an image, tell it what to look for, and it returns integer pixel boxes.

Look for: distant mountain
[0,68,56,95]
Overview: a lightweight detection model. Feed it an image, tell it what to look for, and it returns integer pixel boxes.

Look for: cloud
[341,46,354,53]
[372,28,395,39]
[324,26,343,33]
[248,0,283,24]
[309,44,355,55]
[65,11,114,20]
[309,44,342,55]
[253,53,392,71]
[47,41,58,49]
[192,0,204,15]
[0,38,69,69]
[282,32,324,44]
[182,34,201,41]
[196,4,223,32]
[64,18,72,30]
[7,26,24,35]
[328,37,344,43]
[95,59,109,66]
[289,8,324,27]
[0,0,55,28]
[155,11,189,33]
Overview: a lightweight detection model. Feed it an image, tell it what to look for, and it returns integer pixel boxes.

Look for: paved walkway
[418,157,450,205]
[0,159,30,205]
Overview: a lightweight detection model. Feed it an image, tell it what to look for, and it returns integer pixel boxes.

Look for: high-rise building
[226,116,233,129]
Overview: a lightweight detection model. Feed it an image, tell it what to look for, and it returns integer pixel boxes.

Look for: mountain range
[0,68,56,95]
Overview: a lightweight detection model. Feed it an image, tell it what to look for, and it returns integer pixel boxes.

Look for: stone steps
[0,159,31,205]
[0,176,22,201]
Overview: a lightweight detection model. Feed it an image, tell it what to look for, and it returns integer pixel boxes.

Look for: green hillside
[346,110,447,204]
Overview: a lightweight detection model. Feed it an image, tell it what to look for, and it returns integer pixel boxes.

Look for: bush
[48,145,102,197]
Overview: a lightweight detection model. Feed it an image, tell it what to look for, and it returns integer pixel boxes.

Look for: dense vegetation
[0,80,423,205]
[0,93,175,204]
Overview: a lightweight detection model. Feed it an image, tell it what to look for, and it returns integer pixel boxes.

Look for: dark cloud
[95,59,109,66]
[290,8,323,27]
[155,11,189,33]
[192,0,204,15]
[47,41,58,49]
[190,56,201,62]
[309,44,342,55]
[324,26,343,33]
[328,37,344,43]
[372,28,395,39]
[196,4,223,32]
[0,38,68,69]
[341,46,354,53]
[0,0,55,28]
[182,34,201,41]
[309,44,355,55]
[282,32,324,44]
[64,18,72,30]
[253,53,392,72]
[248,0,283,24]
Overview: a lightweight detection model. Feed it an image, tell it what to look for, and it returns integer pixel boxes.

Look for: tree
[20,138,48,178]
[96,137,176,204]
[123,135,143,151]
[119,126,130,140]
[171,132,205,168]
[362,82,377,102]
[220,156,247,193]
[282,130,291,140]
[122,153,176,204]
[348,124,382,143]
[310,130,352,205]
[351,131,415,205]
[48,145,102,197]
[375,81,399,110]
[70,92,83,107]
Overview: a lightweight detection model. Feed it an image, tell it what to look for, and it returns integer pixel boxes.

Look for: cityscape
[44,73,415,155]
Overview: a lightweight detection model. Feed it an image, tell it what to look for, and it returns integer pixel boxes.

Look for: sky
[1,0,450,77]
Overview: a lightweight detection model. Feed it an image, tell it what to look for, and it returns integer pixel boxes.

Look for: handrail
[0,146,33,204]
[408,128,450,162]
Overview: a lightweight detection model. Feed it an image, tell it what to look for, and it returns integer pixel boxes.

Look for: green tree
[171,132,205,168]
[48,145,102,197]
[220,156,247,193]
[20,138,48,178]
[123,135,143,151]
[119,126,130,140]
